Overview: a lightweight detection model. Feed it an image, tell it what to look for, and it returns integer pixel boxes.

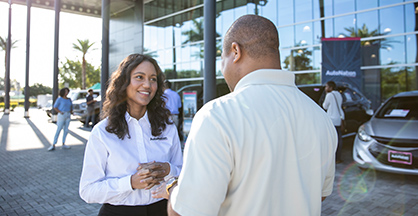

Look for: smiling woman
[79,53,183,216]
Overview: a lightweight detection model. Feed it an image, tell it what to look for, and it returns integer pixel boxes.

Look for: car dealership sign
[321,37,362,91]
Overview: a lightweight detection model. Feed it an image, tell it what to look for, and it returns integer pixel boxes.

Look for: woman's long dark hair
[101,54,172,139]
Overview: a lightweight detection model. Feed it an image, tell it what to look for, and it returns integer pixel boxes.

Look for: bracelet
[166,177,178,196]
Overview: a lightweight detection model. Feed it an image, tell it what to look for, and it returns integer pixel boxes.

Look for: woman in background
[48,87,72,151]
[79,54,182,216]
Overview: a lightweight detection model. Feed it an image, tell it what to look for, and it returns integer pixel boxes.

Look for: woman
[79,54,183,216]
[48,87,72,151]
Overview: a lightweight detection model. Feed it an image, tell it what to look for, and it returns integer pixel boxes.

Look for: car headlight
[357,125,371,142]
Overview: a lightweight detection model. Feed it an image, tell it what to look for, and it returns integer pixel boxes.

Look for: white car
[353,90,418,175]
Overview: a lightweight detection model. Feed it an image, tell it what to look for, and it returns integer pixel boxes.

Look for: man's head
[325,81,336,93]
[221,15,281,91]
[88,89,94,95]
[164,80,172,89]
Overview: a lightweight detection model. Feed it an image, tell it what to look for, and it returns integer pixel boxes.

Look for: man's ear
[231,42,242,63]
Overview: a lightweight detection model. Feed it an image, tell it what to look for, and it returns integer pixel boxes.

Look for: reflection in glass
[278,26,295,49]
[381,67,416,101]
[295,23,313,46]
[380,36,405,65]
[295,0,312,23]
[380,6,404,35]
[282,46,313,71]
[278,0,294,26]
[356,11,378,35]
[356,0,377,11]
[406,35,417,64]
[255,0,277,24]
[334,15,355,38]
[334,0,354,15]
[405,3,417,32]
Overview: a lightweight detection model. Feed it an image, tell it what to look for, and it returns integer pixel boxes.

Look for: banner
[321,38,362,91]
[182,91,197,141]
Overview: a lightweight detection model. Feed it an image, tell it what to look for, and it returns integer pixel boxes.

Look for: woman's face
[126,61,158,109]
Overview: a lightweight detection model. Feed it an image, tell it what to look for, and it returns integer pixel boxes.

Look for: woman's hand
[131,168,162,190]
[137,161,171,179]
[151,181,169,199]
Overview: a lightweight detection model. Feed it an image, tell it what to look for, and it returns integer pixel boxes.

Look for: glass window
[148,26,158,51]
[221,9,235,37]
[278,0,294,26]
[376,96,418,120]
[190,43,203,62]
[164,26,174,49]
[216,58,222,76]
[334,0,355,15]
[257,0,277,25]
[295,72,320,85]
[278,26,295,49]
[379,0,403,7]
[356,0,378,11]
[234,5,247,20]
[380,36,406,65]
[356,11,379,37]
[405,3,416,32]
[190,61,203,77]
[144,25,152,51]
[281,48,314,72]
[380,6,404,35]
[406,34,417,64]
[280,49,291,71]
[334,15,355,38]
[313,47,321,70]
[295,0,313,23]
[323,0,333,17]
[380,67,406,100]
[295,23,313,46]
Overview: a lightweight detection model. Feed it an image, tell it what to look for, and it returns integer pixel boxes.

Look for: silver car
[353,90,418,175]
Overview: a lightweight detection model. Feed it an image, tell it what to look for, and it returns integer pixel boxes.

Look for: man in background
[323,81,345,164]
[85,89,96,128]
[163,80,182,130]
[155,15,337,216]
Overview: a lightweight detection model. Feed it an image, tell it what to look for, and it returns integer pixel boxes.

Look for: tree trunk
[82,55,86,89]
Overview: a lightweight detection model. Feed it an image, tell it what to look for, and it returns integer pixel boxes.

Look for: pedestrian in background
[163,80,182,129]
[152,15,337,215]
[84,89,97,128]
[79,54,183,216]
[323,80,345,164]
[48,87,72,151]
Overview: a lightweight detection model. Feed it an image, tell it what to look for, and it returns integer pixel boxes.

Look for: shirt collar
[125,111,151,127]
[234,69,295,91]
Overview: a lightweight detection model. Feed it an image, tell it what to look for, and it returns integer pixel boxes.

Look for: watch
[165,177,178,196]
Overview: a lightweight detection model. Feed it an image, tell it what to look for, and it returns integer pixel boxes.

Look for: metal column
[101,0,110,110]
[51,0,61,122]
[203,0,216,104]
[4,0,12,114]
[24,0,31,118]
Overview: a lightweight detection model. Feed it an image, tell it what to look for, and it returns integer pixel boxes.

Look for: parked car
[297,82,373,137]
[70,89,101,124]
[352,90,418,175]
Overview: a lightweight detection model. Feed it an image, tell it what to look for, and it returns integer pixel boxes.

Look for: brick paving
[1,107,418,216]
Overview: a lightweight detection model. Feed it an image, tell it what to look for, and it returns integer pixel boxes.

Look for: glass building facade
[140,0,417,110]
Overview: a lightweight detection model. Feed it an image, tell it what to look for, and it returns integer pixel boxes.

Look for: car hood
[368,118,418,140]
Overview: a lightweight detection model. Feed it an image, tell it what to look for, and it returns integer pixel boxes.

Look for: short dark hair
[59,87,69,97]
[88,89,93,93]
[223,15,279,59]
[326,81,336,90]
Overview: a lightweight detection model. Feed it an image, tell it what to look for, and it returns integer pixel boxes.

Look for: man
[161,15,337,215]
[85,89,97,128]
[323,81,345,164]
[163,80,182,129]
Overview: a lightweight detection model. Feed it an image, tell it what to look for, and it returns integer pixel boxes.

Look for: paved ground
[0,107,417,216]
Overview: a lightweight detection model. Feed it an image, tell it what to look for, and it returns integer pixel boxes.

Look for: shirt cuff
[119,175,135,192]
[164,162,177,181]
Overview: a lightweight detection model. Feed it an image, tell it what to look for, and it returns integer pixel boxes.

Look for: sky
[0,2,102,89]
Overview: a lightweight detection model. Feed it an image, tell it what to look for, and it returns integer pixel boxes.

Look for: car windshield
[375,96,418,120]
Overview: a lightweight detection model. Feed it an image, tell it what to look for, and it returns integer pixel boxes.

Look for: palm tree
[73,39,95,89]
[0,36,18,74]
[341,24,392,49]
